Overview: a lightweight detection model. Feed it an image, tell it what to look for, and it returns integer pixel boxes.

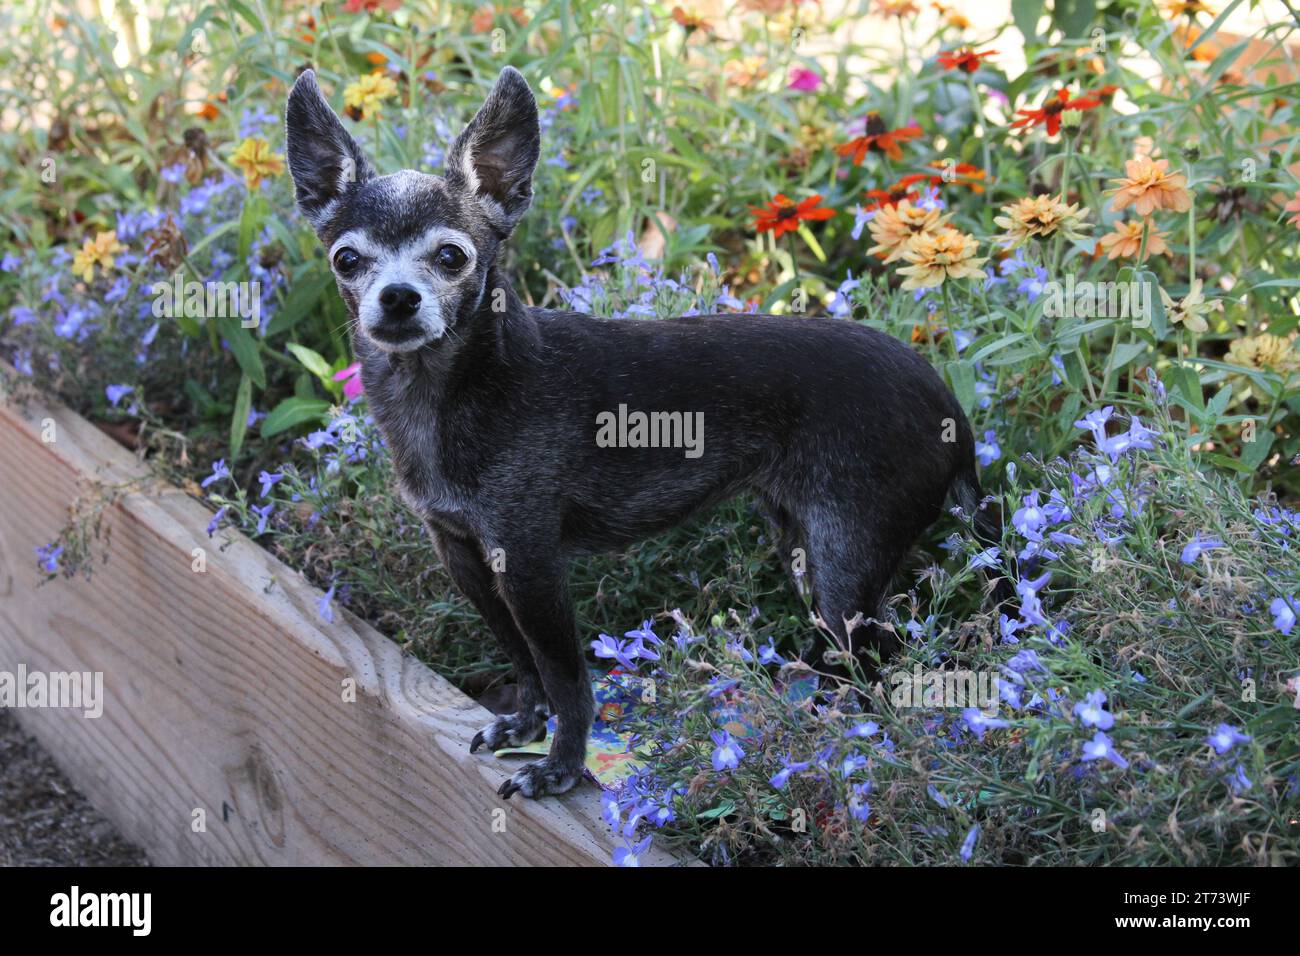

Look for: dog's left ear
[445,67,540,235]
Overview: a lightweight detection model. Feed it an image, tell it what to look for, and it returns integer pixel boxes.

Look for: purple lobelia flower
[1073,689,1115,730]
[962,708,1010,740]
[1206,723,1251,755]
[710,730,745,771]
[612,835,653,867]
[1080,731,1128,769]
[1179,533,1224,565]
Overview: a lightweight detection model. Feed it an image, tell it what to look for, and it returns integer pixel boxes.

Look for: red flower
[750,193,835,237]
[1010,88,1102,136]
[937,48,997,72]
[343,0,401,12]
[863,173,929,210]
[836,113,923,164]
[927,160,987,193]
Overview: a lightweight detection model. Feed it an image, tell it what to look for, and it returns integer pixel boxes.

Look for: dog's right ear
[285,70,375,231]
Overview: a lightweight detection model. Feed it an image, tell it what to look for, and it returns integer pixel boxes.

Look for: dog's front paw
[497,757,582,799]
[469,707,548,753]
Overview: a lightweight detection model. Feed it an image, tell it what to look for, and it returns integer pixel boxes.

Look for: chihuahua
[285,67,1005,799]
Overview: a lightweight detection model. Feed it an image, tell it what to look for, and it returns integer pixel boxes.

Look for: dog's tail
[952,455,1015,607]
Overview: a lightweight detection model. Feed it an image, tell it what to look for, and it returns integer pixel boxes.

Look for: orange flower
[864,173,930,211]
[750,194,835,238]
[1097,220,1170,261]
[927,160,986,193]
[671,6,711,33]
[1011,88,1102,137]
[192,98,220,122]
[867,200,951,262]
[1106,156,1193,216]
[837,113,923,165]
[470,6,495,32]
[1284,190,1300,229]
[1162,0,1215,19]
[896,229,988,290]
[932,2,971,28]
[938,48,996,72]
[875,0,920,16]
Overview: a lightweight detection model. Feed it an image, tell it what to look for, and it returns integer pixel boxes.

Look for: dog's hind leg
[432,532,550,752]
[802,509,905,680]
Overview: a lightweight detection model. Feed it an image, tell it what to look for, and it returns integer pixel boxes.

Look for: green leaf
[944,360,977,415]
[285,342,334,385]
[1052,0,1096,39]
[229,373,252,459]
[696,801,735,820]
[1240,430,1275,470]
[237,193,267,263]
[1011,0,1043,42]
[266,269,335,339]
[1106,341,1147,374]
[216,316,266,389]
[261,397,332,439]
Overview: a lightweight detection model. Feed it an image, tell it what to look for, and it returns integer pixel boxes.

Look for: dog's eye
[333,248,362,275]
[434,244,468,271]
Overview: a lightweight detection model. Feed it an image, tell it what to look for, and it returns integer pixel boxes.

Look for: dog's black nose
[378,283,422,318]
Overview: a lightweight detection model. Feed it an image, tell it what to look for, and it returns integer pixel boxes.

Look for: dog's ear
[285,70,375,231]
[445,66,540,234]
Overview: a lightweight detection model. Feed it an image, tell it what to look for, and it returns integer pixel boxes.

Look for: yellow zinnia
[71,231,124,283]
[994,194,1092,248]
[896,229,988,290]
[343,72,398,119]
[1226,334,1298,374]
[867,200,951,263]
[230,137,284,190]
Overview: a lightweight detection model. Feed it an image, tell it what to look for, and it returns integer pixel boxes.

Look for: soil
[0,709,148,866]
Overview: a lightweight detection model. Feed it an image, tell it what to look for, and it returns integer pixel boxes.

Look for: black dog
[285,67,1004,798]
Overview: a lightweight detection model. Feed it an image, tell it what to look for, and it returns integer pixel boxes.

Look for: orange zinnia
[671,6,711,32]
[864,173,929,211]
[927,160,986,193]
[938,48,996,72]
[1011,88,1102,137]
[1097,221,1170,261]
[837,113,923,165]
[750,194,835,237]
[1106,156,1193,216]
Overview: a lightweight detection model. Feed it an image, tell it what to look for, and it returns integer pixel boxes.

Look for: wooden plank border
[0,388,678,866]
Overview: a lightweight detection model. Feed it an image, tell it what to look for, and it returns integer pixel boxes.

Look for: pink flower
[333,362,364,400]
[788,68,821,92]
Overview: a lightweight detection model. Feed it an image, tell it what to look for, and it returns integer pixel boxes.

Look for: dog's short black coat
[285,66,1006,799]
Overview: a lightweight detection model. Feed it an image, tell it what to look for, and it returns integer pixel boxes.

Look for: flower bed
[2,1,1299,866]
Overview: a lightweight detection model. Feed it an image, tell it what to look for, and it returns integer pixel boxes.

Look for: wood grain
[0,389,679,866]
